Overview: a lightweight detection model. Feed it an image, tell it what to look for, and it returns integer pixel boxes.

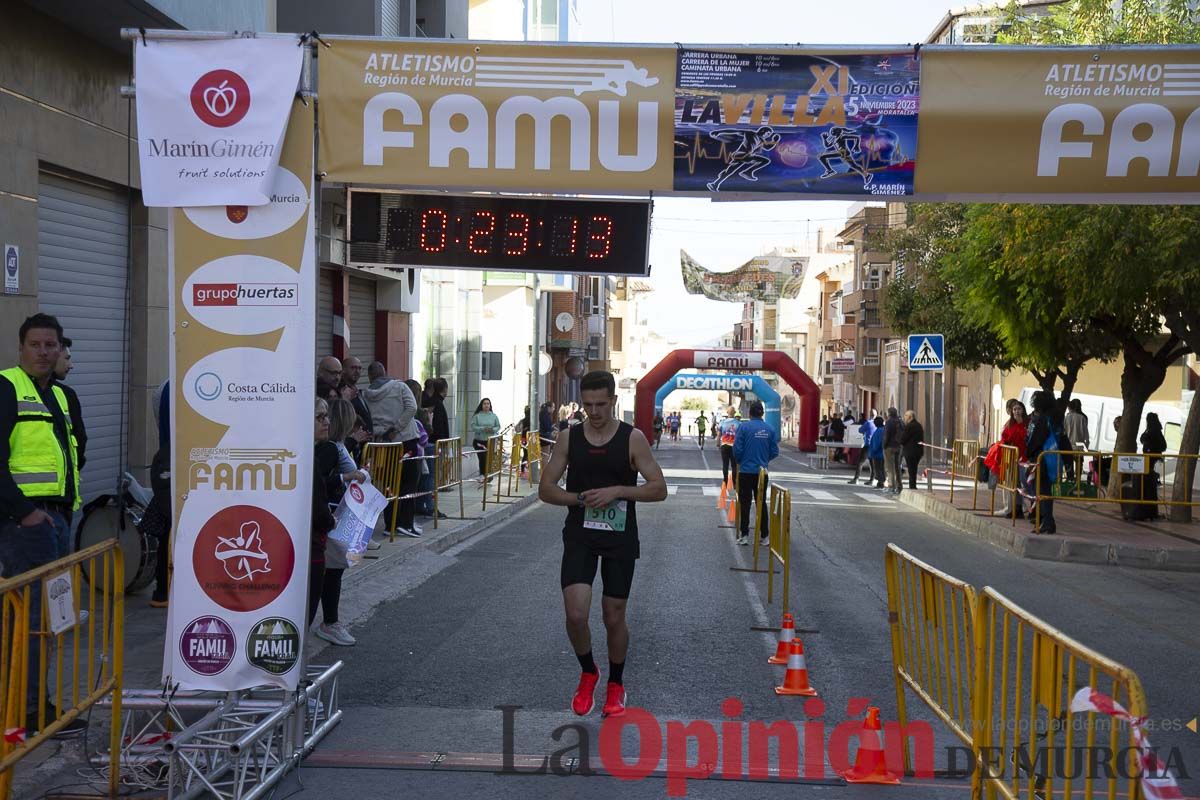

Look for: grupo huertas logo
[183,255,301,336]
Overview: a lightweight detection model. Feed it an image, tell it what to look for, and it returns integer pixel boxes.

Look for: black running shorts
[560,540,636,599]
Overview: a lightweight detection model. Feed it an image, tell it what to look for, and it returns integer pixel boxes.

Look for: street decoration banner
[317,38,676,193]
[674,49,919,195]
[164,99,315,690]
[681,250,806,302]
[134,37,305,207]
[917,47,1200,199]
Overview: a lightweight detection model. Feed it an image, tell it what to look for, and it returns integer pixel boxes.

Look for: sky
[573,0,957,344]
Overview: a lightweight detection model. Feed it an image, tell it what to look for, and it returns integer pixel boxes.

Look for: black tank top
[563,421,639,558]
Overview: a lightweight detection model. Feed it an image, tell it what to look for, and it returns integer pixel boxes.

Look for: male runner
[718,406,740,484]
[539,371,668,718]
[695,412,708,448]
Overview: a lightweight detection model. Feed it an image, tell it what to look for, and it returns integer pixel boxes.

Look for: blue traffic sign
[907,334,944,371]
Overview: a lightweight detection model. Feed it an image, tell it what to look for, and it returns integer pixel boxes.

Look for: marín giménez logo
[194,372,222,401]
[192,283,298,307]
[190,69,251,128]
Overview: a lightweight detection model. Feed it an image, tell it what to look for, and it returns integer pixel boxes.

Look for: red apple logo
[226,206,249,224]
[191,69,251,128]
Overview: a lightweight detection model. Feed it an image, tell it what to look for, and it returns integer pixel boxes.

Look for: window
[866,337,881,355]
[610,317,623,351]
[481,351,503,381]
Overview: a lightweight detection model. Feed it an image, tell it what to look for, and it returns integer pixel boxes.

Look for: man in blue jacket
[732,401,779,546]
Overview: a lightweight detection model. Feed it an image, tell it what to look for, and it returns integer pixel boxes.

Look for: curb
[343,491,539,589]
[897,489,1200,572]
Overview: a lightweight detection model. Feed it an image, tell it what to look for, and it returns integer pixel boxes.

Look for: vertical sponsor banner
[164,99,315,690]
[317,39,675,192]
[674,50,920,196]
[916,48,1200,199]
[135,37,305,207]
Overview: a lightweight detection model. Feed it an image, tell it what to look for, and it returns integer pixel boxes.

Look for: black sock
[609,660,625,685]
[576,650,598,674]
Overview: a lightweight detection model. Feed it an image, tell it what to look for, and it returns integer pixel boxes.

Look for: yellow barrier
[950,439,981,508]
[884,544,980,777]
[432,437,466,528]
[0,539,124,799]
[764,484,791,616]
[363,441,408,542]
[987,444,1021,525]
[481,434,505,511]
[527,433,542,477]
[974,587,1148,800]
[506,431,524,496]
[748,468,769,569]
[1032,448,1200,530]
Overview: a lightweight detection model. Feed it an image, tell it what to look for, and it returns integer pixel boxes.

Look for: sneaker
[394,526,421,539]
[736,535,749,546]
[602,682,627,718]
[366,539,383,550]
[760,536,769,547]
[315,623,356,646]
[572,670,600,716]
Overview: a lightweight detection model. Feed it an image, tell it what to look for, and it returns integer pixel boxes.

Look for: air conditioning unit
[319,201,347,266]
[587,334,603,360]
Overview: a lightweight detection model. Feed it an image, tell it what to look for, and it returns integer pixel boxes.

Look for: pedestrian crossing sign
[907,334,944,371]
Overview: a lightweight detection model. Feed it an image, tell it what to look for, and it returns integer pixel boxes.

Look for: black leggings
[905,451,923,489]
[720,445,734,482]
[308,561,325,626]
[473,439,488,476]
[321,567,343,625]
[737,471,770,539]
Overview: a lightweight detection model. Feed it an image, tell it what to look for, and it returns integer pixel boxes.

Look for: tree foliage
[999,0,1200,45]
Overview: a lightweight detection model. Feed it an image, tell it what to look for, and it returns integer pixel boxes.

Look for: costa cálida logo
[191,69,251,128]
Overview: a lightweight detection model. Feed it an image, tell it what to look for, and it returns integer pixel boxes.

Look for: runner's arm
[538,431,578,507]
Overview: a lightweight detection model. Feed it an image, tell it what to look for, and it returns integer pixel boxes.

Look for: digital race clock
[348,191,651,276]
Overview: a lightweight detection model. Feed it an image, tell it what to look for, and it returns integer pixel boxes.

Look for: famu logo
[362,52,663,174]
[188,447,298,493]
[246,617,299,675]
[179,615,236,676]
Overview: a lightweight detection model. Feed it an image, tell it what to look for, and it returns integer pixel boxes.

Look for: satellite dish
[538,352,553,375]
[555,312,575,333]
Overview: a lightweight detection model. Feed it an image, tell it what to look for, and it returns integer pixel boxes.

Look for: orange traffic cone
[768,613,795,664]
[725,491,737,523]
[717,479,728,510]
[842,706,901,784]
[774,638,818,696]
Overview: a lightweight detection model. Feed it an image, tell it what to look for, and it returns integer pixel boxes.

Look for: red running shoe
[602,682,626,718]
[572,671,600,716]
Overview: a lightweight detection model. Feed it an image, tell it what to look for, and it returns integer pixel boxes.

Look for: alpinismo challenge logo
[191,69,251,128]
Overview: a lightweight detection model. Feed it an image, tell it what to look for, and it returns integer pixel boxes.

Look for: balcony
[835,322,858,343]
[855,363,881,388]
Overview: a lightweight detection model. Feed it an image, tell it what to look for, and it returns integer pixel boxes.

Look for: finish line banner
[164,99,316,691]
[917,47,1200,200]
[674,49,919,196]
[134,37,304,207]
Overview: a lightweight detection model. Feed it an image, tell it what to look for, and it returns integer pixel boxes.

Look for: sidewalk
[8,472,539,799]
[780,442,1200,572]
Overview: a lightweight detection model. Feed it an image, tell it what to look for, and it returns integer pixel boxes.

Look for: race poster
[674,49,919,196]
[163,99,316,691]
[680,250,806,302]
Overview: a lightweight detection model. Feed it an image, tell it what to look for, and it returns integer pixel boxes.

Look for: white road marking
[803,489,838,501]
[667,485,679,496]
[702,485,721,497]
[856,492,893,504]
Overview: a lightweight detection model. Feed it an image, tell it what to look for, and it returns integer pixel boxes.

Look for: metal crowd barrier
[362,441,408,542]
[480,434,506,511]
[884,544,979,778]
[885,544,1163,800]
[1031,448,1200,530]
[988,444,1021,524]
[974,587,1148,800]
[0,539,124,799]
[950,440,981,507]
[432,437,468,527]
[764,484,792,616]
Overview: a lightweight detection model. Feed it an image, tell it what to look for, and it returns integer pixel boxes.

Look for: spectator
[819,414,830,441]
[0,314,85,737]
[868,415,886,488]
[1063,398,1090,482]
[470,398,501,483]
[828,412,847,462]
[989,400,1028,517]
[848,414,877,485]
[538,401,555,450]
[516,405,532,475]
[1026,391,1058,534]
[362,362,422,537]
[316,356,342,404]
[732,401,778,546]
[1141,412,1167,469]
[422,377,451,443]
[52,336,86,472]
[315,399,367,647]
[899,410,925,491]
[555,405,571,442]
[405,378,440,519]
[882,408,903,494]
[311,398,339,626]
[144,438,171,608]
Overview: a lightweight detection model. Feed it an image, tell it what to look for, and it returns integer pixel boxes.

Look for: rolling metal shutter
[348,276,377,373]
[317,269,334,363]
[36,173,129,503]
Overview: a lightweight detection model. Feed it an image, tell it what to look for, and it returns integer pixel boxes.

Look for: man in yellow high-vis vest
[0,312,85,737]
